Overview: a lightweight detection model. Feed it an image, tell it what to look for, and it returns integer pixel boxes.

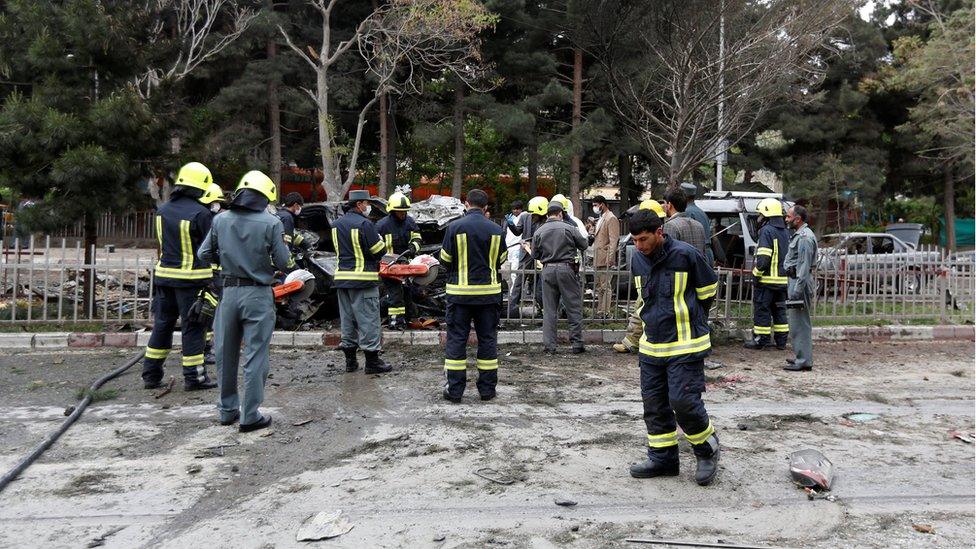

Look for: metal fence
[50,211,156,242]
[0,236,973,327]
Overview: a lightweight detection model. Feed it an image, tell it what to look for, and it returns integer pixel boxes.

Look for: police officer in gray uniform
[532,201,588,354]
[783,204,817,371]
[198,170,290,432]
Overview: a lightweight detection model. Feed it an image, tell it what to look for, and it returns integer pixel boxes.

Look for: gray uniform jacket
[783,223,817,299]
[532,218,588,264]
[198,209,291,285]
[664,213,707,254]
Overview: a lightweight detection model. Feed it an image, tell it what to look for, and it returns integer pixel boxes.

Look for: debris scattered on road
[704,360,725,370]
[433,534,446,542]
[186,464,202,475]
[804,487,837,501]
[296,510,354,541]
[86,526,125,548]
[624,538,779,549]
[329,474,373,487]
[473,467,515,485]
[63,405,75,416]
[789,449,834,491]
[259,430,274,438]
[912,523,935,534]
[554,499,578,507]
[948,430,974,443]
[842,412,880,423]
[154,377,175,399]
[292,419,314,426]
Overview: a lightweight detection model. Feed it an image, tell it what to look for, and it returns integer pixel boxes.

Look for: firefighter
[439,189,508,402]
[332,190,393,374]
[614,200,666,353]
[198,182,226,365]
[142,162,218,392]
[506,195,547,318]
[745,198,790,350]
[198,171,291,431]
[626,208,721,486]
[376,192,422,330]
[276,192,305,267]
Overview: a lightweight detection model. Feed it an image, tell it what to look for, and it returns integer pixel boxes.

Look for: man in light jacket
[591,195,619,318]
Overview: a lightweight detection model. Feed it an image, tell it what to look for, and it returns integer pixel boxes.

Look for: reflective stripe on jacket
[331,210,386,288]
[752,219,790,287]
[632,235,718,365]
[376,214,422,256]
[439,209,508,304]
[154,195,213,287]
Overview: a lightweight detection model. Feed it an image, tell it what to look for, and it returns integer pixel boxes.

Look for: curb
[3,325,972,351]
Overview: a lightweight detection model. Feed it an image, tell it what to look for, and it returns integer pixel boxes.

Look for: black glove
[401,247,416,260]
[187,295,205,324]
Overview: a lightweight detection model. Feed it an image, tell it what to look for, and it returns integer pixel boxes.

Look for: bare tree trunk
[83,213,97,316]
[528,133,538,197]
[452,84,465,199]
[267,10,281,187]
[387,101,397,193]
[618,154,636,208]
[944,168,956,251]
[316,68,340,200]
[569,47,583,213]
[743,166,753,187]
[378,92,390,197]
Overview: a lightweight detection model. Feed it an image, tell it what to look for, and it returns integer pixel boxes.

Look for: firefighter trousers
[444,302,499,398]
[752,284,788,346]
[143,285,208,385]
[640,358,716,464]
[382,277,413,321]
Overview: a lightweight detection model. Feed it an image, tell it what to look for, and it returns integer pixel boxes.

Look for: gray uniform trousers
[337,286,381,351]
[215,285,275,425]
[787,277,813,368]
[541,263,584,350]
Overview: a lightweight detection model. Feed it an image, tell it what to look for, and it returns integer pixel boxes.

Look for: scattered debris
[86,526,125,548]
[186,464,202,475]
[554,499,578,507]
[433,535,446,542]
[259,431,275,438]
[624,538,779,549]
[329,474,373,487]
[736,423,750,431]
[912,524,935,534]
[704,360,725,370]
[948,430,974,443]
[292,419,314,427]
[804,487,837,501]
[842,412,880,423]
[473,467,515,485]
[296,510,354,541]
[154,377,175,399]
[789,449,834,491]
[63,405,76,416]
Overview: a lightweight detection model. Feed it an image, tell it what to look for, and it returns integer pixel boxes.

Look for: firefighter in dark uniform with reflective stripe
[143,162,218,391]
[439,189,507,402]
[332,189,393,374]
[376,192,422,330]
[627,209,721,486]
[198,182,226,365]
[745,198,790,350]
[276,192,305,269]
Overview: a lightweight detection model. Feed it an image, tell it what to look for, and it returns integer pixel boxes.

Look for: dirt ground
[0,340,973,548]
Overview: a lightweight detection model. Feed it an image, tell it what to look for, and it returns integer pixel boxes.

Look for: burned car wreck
[274,195,465,329]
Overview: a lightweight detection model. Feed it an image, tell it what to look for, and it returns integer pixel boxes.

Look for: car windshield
[821,235,846,248]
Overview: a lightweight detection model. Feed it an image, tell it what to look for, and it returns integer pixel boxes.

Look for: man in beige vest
[591,195,619,318]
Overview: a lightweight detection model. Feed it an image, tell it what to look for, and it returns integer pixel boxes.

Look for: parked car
[816,232,942,294]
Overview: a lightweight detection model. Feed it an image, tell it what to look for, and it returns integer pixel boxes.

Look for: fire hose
[0,351,145,494]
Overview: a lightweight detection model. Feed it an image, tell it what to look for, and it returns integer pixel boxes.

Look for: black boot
[364,350,392,374]
[185,375,218,391]
[629,459,679,479]
[743,338,767,350]
[342,347,359,373]
[693,434,721,486]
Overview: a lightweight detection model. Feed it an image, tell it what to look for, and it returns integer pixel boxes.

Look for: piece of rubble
[554,499,578,507]
[912,523,935,534]
[789,449,834,491]
[296,510,354,541]
[842,412,880,423]
[949,430,974,443]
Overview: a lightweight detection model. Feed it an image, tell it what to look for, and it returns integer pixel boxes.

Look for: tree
[585,0,850,188]
[279,0,495,201]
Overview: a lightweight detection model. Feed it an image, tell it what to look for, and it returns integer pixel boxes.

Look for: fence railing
[0,236,972,327]
[48,211,156,242]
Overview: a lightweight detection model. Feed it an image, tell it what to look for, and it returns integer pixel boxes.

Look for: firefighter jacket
[276,208,305,269]
[375,214,422,256]
[752,217,790,287]
[439,209,508,305]
[330,209,387,289]
[632,235,718,365]
[154,195,214,287]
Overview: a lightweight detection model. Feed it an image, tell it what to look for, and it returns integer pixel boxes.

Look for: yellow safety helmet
[551,193,571,211]
[235,170,277,202]
[756,197,784,218]
[175,162,213,192]
[527,196,549,216]
[639,199,666,219]
[387,192,411,212]
[199,183,225,205]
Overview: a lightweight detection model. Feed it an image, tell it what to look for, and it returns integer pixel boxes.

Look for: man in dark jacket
[375,191,422,330]
[745,198,791,350]
[626,209,721,486]
[331,190,393,374]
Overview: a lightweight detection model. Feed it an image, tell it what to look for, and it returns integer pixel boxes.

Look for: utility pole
[715,0,725,192]
[570,47,583,214]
